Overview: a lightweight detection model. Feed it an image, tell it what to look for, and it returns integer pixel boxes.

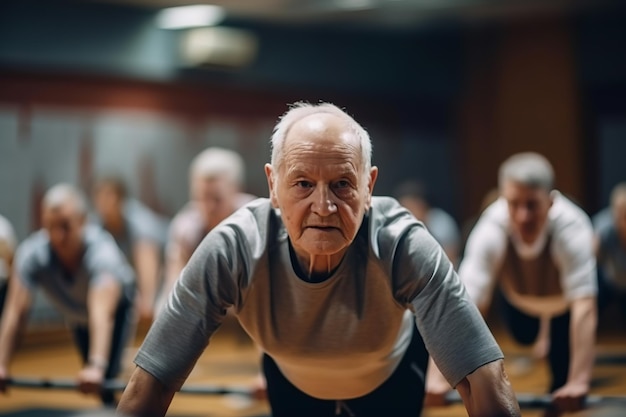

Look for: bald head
[42,183,88,263]
[43,183,88,216]
[270,102,372,176]
[498,152,555,191]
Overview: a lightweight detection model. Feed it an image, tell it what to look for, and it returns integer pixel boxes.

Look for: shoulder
[83,225,126,262]
[467,198,509,240]
[215,198,277,241]
[367,196,435,258]
[15,230,49,270]
[549,192,592,235]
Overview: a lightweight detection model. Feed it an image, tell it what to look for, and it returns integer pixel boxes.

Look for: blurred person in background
[393,179,461,267]
[594,182,626,325]
[427,152,597,415]
[0,183,136,406]
[92,177,166,322]
[157,147,256,313]
[0,214,17,315]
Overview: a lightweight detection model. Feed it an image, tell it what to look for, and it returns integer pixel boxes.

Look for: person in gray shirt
[118,102,520,417]
[0,183,136,406]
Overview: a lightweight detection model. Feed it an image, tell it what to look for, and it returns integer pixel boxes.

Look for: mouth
[306,225,338,231]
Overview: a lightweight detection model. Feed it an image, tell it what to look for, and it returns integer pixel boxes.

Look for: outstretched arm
[117,366,176,417]
[78,275,121,394]
[551,296,596,412]
[456,359,521,417]
[132,239,161,321]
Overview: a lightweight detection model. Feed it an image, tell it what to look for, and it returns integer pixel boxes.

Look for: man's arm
[78,275,121,394]
[132,240,161,321]
[456,359,521,417]
[551,296,596,412]
[156,237,190,314]
[0,275,32,391]
[117,365,176,417]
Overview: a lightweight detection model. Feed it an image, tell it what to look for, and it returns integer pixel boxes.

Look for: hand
[77,364,105,395]
[424,380,451,407]
[249,373,267,401]
[551,382,588,413]
[0,367,9,394]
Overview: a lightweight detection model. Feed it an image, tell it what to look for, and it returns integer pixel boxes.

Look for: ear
[364,166,379,210]
[264,163,279,208]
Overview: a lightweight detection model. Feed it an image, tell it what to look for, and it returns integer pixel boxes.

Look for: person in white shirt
[428,152,597,415]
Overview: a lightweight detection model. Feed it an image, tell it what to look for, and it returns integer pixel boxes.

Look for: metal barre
[8,377,253,396]
[445,390,626,408]
[8,378,626,408]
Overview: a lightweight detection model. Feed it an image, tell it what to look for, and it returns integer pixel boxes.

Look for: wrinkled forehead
[283,113,361,159]
[43,201,82,223]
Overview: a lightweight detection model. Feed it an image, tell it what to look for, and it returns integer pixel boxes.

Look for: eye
[296,180,313,189]
[335,180,350,189]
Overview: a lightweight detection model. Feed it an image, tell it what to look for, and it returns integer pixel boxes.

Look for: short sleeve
[394,225,503,387]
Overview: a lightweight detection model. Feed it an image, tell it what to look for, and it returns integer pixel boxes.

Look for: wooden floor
[1,316,625,417]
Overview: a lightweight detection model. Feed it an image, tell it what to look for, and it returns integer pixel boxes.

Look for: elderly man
[156,147,255,313]
[118,103,520,417]
[433,152,596,414]
[0,183,136,406]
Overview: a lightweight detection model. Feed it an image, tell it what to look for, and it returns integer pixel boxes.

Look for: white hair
[42,183,88,215]
[269,102,372,174]
[189,147,245,188]
[498,152,554,191]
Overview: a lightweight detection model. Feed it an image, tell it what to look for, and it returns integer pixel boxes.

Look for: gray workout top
[15,224,135,326]
[137,197,502,399]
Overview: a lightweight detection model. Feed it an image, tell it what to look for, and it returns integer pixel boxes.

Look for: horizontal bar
[445,390,626,408]
[8,377,253,396]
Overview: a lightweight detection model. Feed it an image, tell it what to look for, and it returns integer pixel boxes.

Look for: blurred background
[0,0,625,323]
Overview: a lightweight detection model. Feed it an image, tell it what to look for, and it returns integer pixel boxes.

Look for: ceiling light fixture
[156,5,226,30]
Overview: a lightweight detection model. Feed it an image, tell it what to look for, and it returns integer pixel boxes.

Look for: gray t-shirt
[137,197,502,399]
[15,225,135,326]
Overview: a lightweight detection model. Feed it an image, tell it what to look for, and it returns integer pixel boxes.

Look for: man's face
[93,184,122,225]
[42,202,85,260]
[501,180,553,245]
[194,176,238,230]
[265,113,377,271]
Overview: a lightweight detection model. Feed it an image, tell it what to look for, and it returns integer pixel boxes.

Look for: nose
[513,206,532,224]
[311,186,337,216]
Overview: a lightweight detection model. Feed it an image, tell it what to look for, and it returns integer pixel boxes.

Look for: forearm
[457,359,521,417]
[567,297,597,387]
[87,282,121,367]
[118,366,175,417]
[134,241,161,312]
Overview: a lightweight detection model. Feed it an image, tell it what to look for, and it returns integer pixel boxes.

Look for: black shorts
[262,325,429,417]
